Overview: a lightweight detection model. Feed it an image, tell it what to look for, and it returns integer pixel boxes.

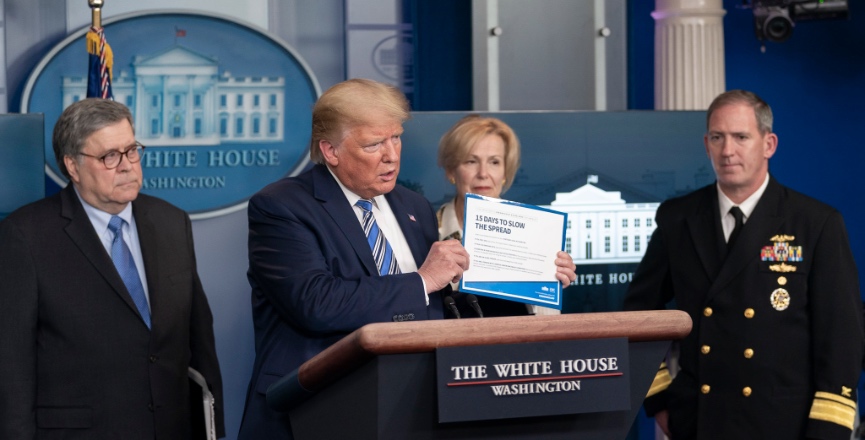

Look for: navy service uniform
[624,177,863,439]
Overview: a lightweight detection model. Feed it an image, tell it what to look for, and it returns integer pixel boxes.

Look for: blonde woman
[437,115,575,317]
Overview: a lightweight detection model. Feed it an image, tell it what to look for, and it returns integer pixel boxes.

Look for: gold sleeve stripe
[809,392,857,430]
[646,366,672,398]
[814,391,857,409]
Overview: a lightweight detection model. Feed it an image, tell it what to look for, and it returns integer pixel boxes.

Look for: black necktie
[727,206,745,251]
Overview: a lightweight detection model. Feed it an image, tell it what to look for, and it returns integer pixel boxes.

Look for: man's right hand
[417,240,470,293]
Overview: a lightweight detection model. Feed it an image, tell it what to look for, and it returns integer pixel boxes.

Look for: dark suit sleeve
[804,211,863,440]
[182,214,226,438]
[247,190,430,336]
[623,211,675,416]
[0,218,38,438]
[624,220,674,312]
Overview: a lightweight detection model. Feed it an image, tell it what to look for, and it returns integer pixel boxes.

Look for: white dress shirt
[717,174,770,242]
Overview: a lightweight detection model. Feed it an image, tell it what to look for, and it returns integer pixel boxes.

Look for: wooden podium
[268,310,691,439]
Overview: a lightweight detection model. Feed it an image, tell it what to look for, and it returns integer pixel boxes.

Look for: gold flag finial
[89,0,104,28]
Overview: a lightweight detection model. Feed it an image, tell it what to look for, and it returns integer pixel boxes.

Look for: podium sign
[436,338,630,423]
[273,312,691,439]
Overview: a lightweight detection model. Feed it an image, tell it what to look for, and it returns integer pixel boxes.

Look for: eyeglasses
[78,142,145,169]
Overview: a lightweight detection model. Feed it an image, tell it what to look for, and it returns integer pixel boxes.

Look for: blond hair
[308,78,411,164]
[437,114,520,194]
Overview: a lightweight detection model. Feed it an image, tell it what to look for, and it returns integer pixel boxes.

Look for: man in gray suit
[0,98,224,438]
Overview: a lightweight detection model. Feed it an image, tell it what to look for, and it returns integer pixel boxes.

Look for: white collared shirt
[717,174,770,242]
[74,187,150,305]
[329,180,419,274]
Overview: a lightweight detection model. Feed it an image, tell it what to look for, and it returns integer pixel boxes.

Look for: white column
[472,0,499,111]
[593,0,607,111]
[187,74,194,138]
[161,75,168,140]
[653,0,725,110]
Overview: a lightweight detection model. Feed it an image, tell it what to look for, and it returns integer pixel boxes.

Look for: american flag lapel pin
[408,213,416,222]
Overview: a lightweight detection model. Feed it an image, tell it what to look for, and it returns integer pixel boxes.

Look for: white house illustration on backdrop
[542,176,660,265]
[61,45,286,147]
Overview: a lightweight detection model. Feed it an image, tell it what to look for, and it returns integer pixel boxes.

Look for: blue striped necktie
[107,215,151,329]
[356,199,401,275]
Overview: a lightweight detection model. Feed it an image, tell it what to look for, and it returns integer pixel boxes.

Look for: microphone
[444,295,461,319]
[465,294,484,318]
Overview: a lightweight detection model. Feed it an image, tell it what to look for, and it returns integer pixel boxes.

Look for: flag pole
[89,0,103,29]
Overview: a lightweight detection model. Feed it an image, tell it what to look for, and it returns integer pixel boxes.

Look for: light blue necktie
[107,215,151,329]
[356,199,401,276]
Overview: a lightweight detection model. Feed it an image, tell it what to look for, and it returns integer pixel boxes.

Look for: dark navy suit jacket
[238,164,444,439]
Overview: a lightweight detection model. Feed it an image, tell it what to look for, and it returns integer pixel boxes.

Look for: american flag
[86,26,114,99]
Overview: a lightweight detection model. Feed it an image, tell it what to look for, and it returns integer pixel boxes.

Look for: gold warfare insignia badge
[770,288,791,311]
[762,235,802,272]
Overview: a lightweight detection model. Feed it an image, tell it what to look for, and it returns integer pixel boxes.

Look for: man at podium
[237,79,471,439]
[624,90,862,439]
